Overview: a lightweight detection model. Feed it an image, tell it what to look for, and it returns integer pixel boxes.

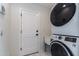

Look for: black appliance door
[51,41,73,56]
[50,3,76,26]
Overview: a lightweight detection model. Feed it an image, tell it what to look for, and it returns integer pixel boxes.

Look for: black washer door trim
[51,41,73,56]
[50,3,76,26]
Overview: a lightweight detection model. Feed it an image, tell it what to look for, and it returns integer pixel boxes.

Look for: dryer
[50,34,79,56]
[50,3,79,36]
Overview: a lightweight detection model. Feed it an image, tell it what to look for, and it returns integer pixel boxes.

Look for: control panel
[52,34,78,43]
[65,37,77,43]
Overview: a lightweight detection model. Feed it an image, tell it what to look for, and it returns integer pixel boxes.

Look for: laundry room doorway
[20,9,41,56]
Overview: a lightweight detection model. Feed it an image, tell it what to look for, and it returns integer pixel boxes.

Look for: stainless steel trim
[53,34,79,38]
[24,52,39,56]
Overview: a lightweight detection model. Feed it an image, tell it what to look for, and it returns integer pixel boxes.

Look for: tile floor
[30,50,51,56]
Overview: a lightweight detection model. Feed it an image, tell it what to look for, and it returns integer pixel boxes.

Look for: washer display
[50,3,76,26]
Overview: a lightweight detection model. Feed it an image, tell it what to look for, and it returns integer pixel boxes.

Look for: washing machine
[50,34,79,56]
[50,3,79,36]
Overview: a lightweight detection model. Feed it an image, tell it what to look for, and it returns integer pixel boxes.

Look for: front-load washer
[50,3,79,36]
[50,34,79,56]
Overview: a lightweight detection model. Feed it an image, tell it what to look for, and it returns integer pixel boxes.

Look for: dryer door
[51,41,73,56]
[50,3,76,26]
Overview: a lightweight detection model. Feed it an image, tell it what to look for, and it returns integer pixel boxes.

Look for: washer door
[50,3,76,26]
[51,41,73,56]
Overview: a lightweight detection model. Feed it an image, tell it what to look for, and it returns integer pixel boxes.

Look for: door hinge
[20,30,22,34]
[21,13,22,16]
[0,31,3,37]
[20,48,22,51]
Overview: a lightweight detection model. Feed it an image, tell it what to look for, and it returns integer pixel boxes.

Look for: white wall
[0,3,11,55]
[9,3,51,55]
[4,3,12,55]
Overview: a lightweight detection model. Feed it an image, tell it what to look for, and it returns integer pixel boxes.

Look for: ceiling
[37,3,54,9]
[11,3,54,9]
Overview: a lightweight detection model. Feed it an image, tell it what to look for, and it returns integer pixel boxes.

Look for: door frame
[19,8,41,56]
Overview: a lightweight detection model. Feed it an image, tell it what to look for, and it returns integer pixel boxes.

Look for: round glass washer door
[50,3,76,26]
[51,41,73,56]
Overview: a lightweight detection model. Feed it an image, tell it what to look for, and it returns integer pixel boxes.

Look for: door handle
[36,30,38,32]
[36,34,38,36]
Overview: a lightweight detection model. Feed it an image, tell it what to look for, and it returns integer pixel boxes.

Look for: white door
[21,10,40,55]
